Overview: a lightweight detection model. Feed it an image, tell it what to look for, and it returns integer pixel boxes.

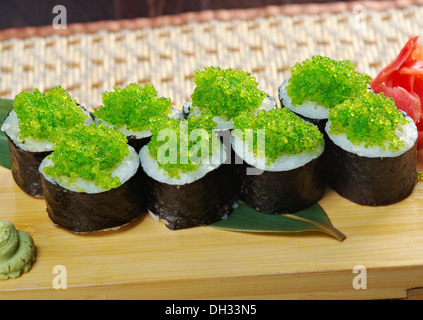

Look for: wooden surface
[0,152,423,300]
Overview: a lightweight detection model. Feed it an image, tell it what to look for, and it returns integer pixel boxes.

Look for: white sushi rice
[139,138,227,185]
[168,107,185,120]
[182,101,191,115]
[39,145,140,193]
[231,130,325,172]
[1,107,94,152]
[184,96,277,130]
[257,96,278,113]
[278,78,329,120]
[96,118,152,139]
[325,112,418,158]
[184,101,234,131]
[95,107,184,139]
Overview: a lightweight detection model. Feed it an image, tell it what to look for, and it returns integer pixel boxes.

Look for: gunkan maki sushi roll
[231,108,326,214]
[183,66,277,131]
[1,86,94,197]
[39,124,144,233]
[325,91,418,206]
[94,83,184,153]
[140,114,238,230]
[278,55,371,133]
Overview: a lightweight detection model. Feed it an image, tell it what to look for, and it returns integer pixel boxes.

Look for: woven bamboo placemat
[1,1,423,110]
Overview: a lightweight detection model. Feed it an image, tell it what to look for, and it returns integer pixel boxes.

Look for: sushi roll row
[181,66,326,216]
[1,84,181,233]
[1,86,94,197]
[1,57,419,234]
[278,55,418,206]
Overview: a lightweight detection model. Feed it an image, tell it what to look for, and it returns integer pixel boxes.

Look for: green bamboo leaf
[209,203,346,241]
[0,99,13,170]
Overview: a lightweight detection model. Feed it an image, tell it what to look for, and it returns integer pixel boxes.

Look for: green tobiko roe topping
[148,113,218,178]
[233,108,324,163]
[43,124,130,191]
[94,83,172,132]
[191,66,267,119]
[13,86,87,142]
[328,91,408,151]
[287,55,371,109]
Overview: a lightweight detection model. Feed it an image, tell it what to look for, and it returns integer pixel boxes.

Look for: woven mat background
[1,3,423,110]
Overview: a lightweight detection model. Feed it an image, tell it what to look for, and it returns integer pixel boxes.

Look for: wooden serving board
[1,152,423,300]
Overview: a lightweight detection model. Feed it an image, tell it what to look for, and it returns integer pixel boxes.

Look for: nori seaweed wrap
[39,124,145,233]
[232,108,326,214]
[325,91,418,206]
[142,158,237,230]
[0,86,94,197]
[6,135,51,197]
[94,82,183,153]
[278,55,371,134]
[140,114,238,230]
